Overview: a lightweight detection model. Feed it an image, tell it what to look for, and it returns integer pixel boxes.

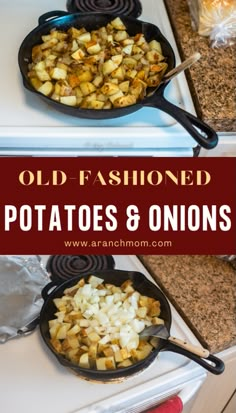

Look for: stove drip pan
[47,255,115,282]
[66,0,142,18]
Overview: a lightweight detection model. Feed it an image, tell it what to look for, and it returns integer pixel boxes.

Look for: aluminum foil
[0,255,49,343]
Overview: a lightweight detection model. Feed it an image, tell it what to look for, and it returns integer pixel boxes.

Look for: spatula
[147,52,201,97]
[140,324,210,358]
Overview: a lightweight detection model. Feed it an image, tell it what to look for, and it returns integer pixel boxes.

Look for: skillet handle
[41,281,58,301]
[38,11,70,26]
[168,336,210,358]
[143,94,218,150]
[163,341,225,375]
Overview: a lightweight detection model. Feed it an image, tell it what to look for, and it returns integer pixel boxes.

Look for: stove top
[0,255,206,413]
[67,0,142,18]
[0,0,196,155]
[47,254,115,282]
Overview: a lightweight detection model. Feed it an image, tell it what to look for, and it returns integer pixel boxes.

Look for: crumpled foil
[0,255,49,343]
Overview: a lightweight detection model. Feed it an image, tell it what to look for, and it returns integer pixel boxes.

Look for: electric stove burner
[67,0,142,18]
[47,255,115,282]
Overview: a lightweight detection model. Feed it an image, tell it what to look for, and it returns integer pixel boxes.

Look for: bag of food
[187,0,236,47]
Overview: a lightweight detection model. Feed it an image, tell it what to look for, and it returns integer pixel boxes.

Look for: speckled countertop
[139,255,236,353]
[164,0,236,132]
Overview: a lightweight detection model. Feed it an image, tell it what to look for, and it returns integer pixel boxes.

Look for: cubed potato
[101,82,120,96]
[51,67,67,80]
[41,38,58,50]
[111,54,123,66]
[117,359,133,368]
[119,80,130,93]
[108,90,124,104]
[79,352,90,368]
[87,42,101,55]
[110,17,126,30]
[88,275,104,288]
[77,71,93,83]
[78,32,91,44]
[30,77,43,91]
[56,323,71,340]
[60,95,77,106]
[80,81,96,96]
[49,324,60,339]
[111,66,125,81]
[71,48,85,61]
[114,31,128,42]
[148,40,163,54]
[146,50,165,63]
[36,69,51,82]
[122,44,133,55]
[38,81,54,96]
[102,59,118,76]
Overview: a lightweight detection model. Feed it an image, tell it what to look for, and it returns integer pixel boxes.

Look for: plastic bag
[187,0,236,47]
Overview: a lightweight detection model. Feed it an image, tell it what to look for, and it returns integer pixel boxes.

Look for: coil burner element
[66,0,142,18]
[46,255,115,282]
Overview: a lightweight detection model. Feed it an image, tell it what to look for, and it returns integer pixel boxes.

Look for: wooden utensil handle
[169,336,210,358]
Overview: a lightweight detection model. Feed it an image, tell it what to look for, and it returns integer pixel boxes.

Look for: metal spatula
[140,324,210,358]
[147,52,201,97]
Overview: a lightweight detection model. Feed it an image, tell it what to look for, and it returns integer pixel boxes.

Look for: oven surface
[0,255,206,413]
[0,0,196,155]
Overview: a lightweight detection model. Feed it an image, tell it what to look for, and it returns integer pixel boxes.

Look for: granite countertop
[164,0,236,132]
[139,255,236,353]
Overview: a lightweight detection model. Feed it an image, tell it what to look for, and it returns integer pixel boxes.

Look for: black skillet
[40,269,224,382]
[18,11,218,150]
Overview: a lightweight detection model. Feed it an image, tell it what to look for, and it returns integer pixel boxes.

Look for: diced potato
[71,48,85,61]
[109,90,124,104]
[102,59,118,76]
[88,275,104,288]
[51,67,67,80]
[93,75,104,88]
[117,359,133,368]
[60,95,77,106]
[80,81,96,96]
[148,40,163,54]
[101,82,120,96]
[77,71,93,83]
[119,80,130,93]
[111,66,125,81]
[78,32,91,43]
[111,54,123,66]
[122,44,133,55]
[38,81,53,96]
[30,77,43,91]
[114,31,128,42]
[79,353,90,368]
[36,69,51,82]
[41,38,58,50]
[110,17,126,30]
[56,323,71,340]
[28,18,168,111]
[67,324,81,336]
[146,50,165,63]
[87,42,101,55]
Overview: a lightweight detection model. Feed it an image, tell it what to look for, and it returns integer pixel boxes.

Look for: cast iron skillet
[18,11,218,150]
[40,269,225,382]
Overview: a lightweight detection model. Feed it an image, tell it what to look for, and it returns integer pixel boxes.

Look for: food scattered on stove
[27,17,168,108]
[48,275,164,370]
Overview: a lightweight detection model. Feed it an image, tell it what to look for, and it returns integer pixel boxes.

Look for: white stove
[0,255,206,413]
[0,0,197,156]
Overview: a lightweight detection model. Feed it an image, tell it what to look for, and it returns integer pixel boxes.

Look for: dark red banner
[0,157,235,254]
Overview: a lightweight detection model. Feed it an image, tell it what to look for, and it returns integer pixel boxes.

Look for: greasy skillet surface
[40,270,172,381]
[18,11,175,120]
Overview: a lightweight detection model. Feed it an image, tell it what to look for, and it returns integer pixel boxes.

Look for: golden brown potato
[28,18,167,108]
